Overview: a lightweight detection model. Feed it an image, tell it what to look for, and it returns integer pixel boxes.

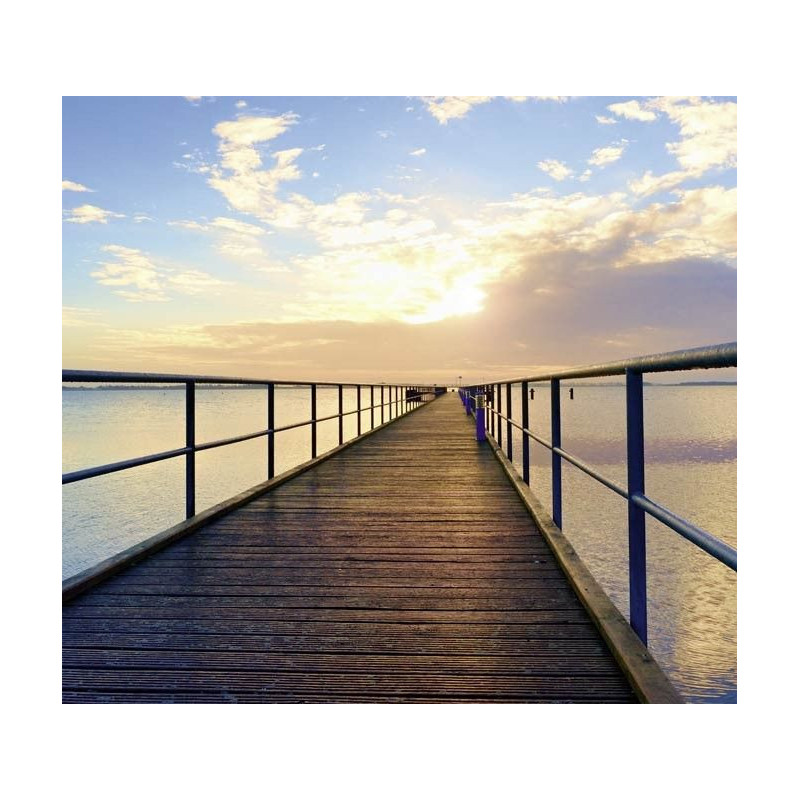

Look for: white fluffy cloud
[607,100,657,122]
[537,159,573,181]
[90,245,228,302]
[628,97,737,195]
[64,204,124,224]
[421,96,493,124]
[653,96,737,173]
[588,143,626,167]
[62,180,93,192]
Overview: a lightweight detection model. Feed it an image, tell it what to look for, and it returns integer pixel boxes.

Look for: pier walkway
[63,392,638,703]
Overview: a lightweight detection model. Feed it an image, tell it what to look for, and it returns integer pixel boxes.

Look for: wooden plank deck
[62,392,637,703]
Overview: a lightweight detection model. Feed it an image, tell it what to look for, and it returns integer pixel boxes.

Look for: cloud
[421,96,493,124]
[184,96,203,103]
[64,204,124,224]
[212,113,299,172]
[235,100,247,109]
[133,213,154,223]
[588,143,626,167]
[69,250,735,380]
[409,148,427,157]
[91,245,166,301]
[653,96,737,173]
[169,216,286,273]
[629,97,736,195]
[90,244,229,302]
[595,115,617,125]
[200,106,735,336]
[62,307,105,328]
[62,180,93,192]
[607,99,657,122]
[537,159,573,181]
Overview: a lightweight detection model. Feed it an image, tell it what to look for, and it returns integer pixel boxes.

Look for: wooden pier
[62,392,678,703]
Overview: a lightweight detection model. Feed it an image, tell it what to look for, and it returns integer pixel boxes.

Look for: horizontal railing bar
[631,493,737,571]
[62,369,441,389]
[62,446,191,484]
[489,410,627,496]
[469,341,736,386]
[486,409,736,569]
[63,394,434,483]
[195,428,272,452]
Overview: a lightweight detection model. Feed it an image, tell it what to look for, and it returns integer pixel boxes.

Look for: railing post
[338,384,343,446]
[488,385,493,437]
[497,383,503,449]
[371,385,375,429]
[185,380,195,518]
[267,382,275,479]
[506,383,513,462]
[310,384,317,459]
[381,385,385,424]
[475,389,486,441]
[521,381,530,485]
[551,379,562,528]
[626,368,648,644]
[357,385,362,436]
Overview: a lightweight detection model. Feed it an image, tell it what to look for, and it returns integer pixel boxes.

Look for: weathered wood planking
[63,392,637,703]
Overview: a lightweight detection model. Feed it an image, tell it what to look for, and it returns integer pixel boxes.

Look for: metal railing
[63,369,436,518]
[459,341,737,645]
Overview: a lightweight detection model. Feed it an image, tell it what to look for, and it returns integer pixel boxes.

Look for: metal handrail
[63,368,442,388]
[459,341,737,646]
[63,372,437,518]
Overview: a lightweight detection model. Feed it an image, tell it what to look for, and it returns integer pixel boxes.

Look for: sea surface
[62,383,736,703]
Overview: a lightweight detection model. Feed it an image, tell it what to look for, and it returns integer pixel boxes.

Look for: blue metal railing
[459,341,737,645]
[63,369,436,519]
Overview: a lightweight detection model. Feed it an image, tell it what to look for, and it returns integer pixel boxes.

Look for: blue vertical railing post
[506,383,513,462]
[521,381,530,485]
[465,386,471,415]
[267,382,275,479]
[488,385,494,438]
[310,384,317,459]
[338,384,343,445]
[475,390,486,441]
[370,385,375,429]
[185,380,195,518]
[626,368,648,644]
[357,385,362,436]
[551,379,562,528]
[497,383,503,450]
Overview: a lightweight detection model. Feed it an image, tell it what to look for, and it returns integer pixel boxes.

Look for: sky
[62,95,736,383]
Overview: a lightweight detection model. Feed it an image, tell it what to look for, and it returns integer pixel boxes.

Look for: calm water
[62,384,736,703]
